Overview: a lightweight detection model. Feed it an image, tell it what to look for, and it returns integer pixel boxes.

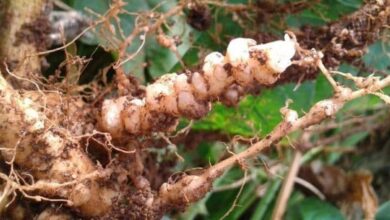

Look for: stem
[318,60,339,92]
[271,150,302,220]
[158,73,390,209]
[205,76,390,178]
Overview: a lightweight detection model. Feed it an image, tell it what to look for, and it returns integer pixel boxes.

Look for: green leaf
[178,196,209,220]
[289,197,344,220]
[363,40,390,71]
[69,0,197,82]
[69,0,148,80]
[376,201,390,220]
[250,179,282,220]
[204,182,258,220]
[326,131,368,164]
[224,182,259,220]
[190,167,256,220]
[145,1,197,79]
[175,141,226,171]
[286,0,362,27]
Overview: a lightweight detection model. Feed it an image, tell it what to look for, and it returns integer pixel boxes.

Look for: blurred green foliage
[376,201,390,220]
[285,197,344,220]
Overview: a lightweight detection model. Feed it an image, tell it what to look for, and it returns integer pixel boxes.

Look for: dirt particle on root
[250,50,268,65]
[186,4,212,31]
[223,63,233,75]
[98,189,163,220]
[147,111,178,133]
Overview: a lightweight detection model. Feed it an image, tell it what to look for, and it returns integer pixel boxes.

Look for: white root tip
[255,34,296,73]
[101,97,127,136]
[226,38,257,67]
[202,52,225,74]
[123,99,145,134]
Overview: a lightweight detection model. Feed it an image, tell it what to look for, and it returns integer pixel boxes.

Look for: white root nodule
[100,35,296,136]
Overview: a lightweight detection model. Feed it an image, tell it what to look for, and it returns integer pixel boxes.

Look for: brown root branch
[152,70,390,215]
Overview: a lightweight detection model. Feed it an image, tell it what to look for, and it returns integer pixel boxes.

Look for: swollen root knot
[100,34,297,136]
[158,175,212,205]
[69,183,91,207]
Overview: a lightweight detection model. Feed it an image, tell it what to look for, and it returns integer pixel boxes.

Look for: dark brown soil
[14,14,51,51]
[277,0,390,84]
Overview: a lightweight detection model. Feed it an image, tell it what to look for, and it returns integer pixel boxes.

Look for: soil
[14,14,51,52]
